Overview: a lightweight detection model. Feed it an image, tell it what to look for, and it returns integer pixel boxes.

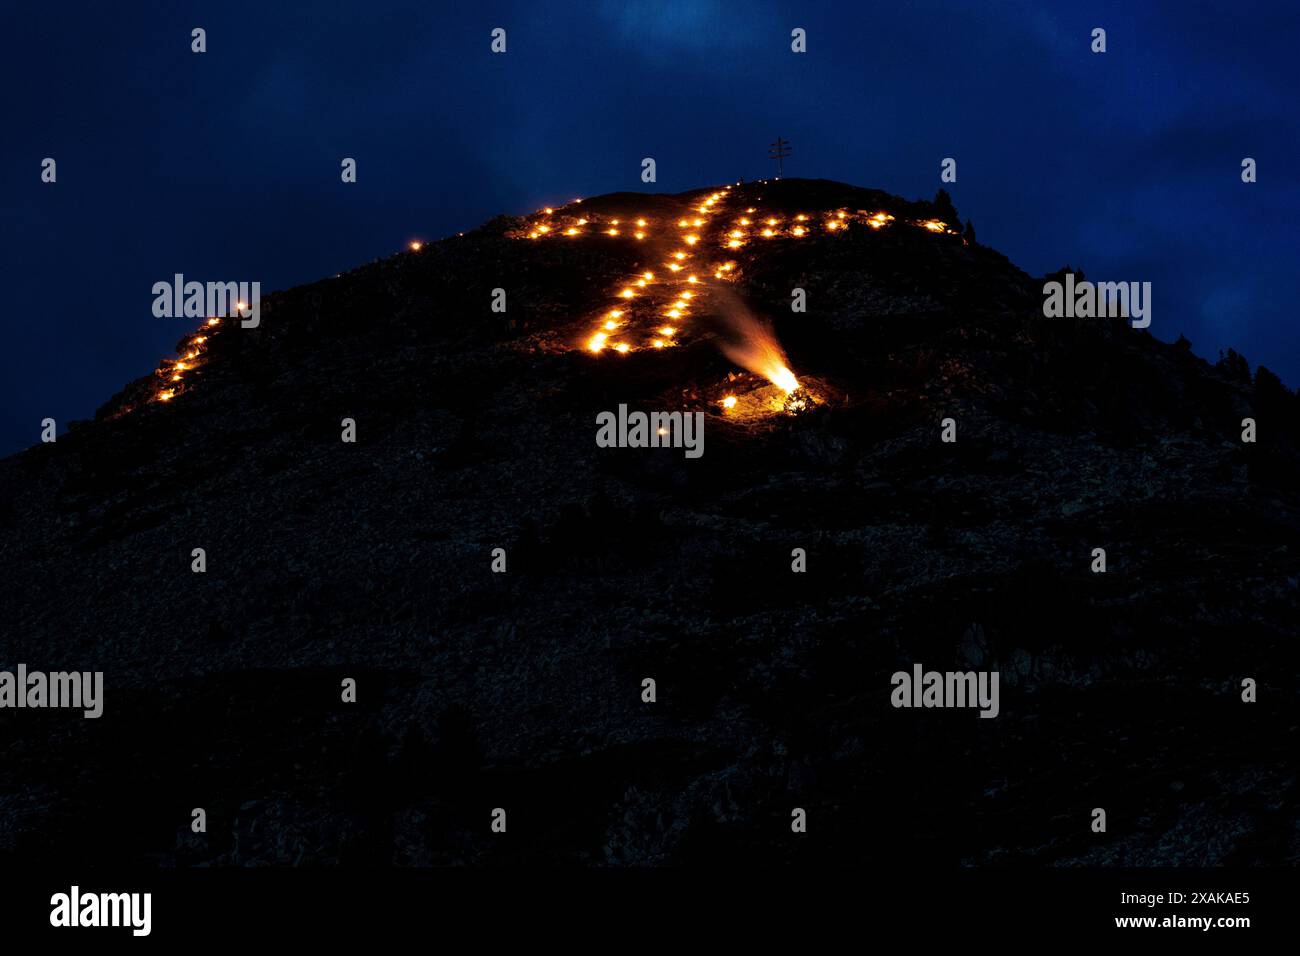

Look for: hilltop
[1,178,1297,866]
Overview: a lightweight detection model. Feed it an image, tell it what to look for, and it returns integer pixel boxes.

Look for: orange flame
[713,296,801,394]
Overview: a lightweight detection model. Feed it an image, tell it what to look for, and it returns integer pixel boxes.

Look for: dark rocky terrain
[1,178,1296,866]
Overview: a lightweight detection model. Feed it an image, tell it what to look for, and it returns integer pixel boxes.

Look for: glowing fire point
[766,218,778,226]
[746,208,755,213]
[195,336,206,343]
[659,326,676,336]
[621,288,635,298]
[409,240,423,251]
[171,374,182,382]
[538,225,550,233]
[652,340,665,349]
[727,240,742,249]
[636,219,647,227]
[668,264,683,272]
[174,362,189,371]
[677,219,688,227]
[642,272,654,280]
[796,214,808,221]
[681,292,693,299]
[792,227,806,236]
[769,365,800,393]
[577,218,587,225]
[588,332,608,351]
[921,219,946,233]
[666,309,682,319]
[722,395,737,409]
[635,231,645,239]
[692,218,703,226]
[607,228,619,236]
[544,207,553,214]
[207,318,220,326]
[565,228,578,236]
[827,221,840,230]
[157,390,175,402]
[615,343,630,353]
[636,279,647,287]
[685,234,699,245]
[604,320,618,331]
[687,275,699,283]
[611,219,620,225]
[739,218,751,226]
[672,252,687,260]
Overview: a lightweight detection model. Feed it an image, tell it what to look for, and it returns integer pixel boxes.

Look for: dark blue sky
[3,0,1297,455]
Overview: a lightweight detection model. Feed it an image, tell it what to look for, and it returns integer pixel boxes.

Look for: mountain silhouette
[1,178,1296,866]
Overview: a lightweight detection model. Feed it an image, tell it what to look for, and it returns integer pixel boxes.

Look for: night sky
[3,0,1297,456]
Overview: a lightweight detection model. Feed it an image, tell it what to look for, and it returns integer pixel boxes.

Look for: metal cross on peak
[767,136,792,178]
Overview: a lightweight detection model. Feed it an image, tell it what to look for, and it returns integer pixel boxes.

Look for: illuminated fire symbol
[157,390,175,402]
[722,395,737,409]
[410,240,422,251]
